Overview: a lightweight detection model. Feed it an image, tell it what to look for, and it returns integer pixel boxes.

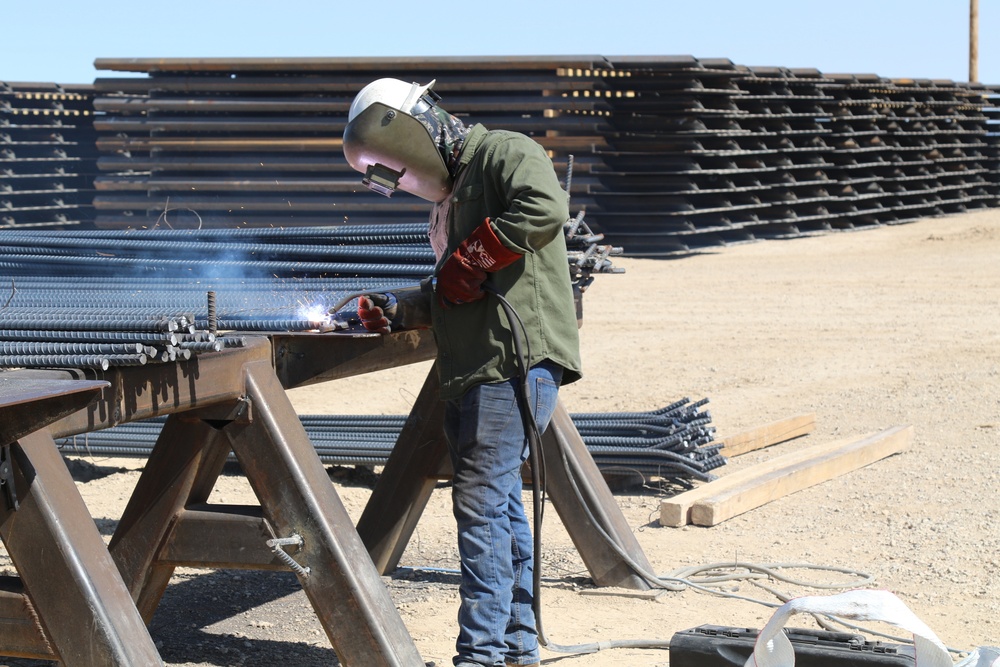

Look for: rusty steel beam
[93,55,609,74]
[0,376,107,445]
[27,335,273,437]
[227,359,424,665]
[357,364,656,591]
[271,329,436,389]
[158,505,286,570]
[357,364,450,573]
[5,330,434,488]
[1,430,163,666]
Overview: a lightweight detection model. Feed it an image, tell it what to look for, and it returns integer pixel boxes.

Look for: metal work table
[0,328,653,666]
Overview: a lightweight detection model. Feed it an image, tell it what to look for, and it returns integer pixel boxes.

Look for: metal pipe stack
[56,397,722,484]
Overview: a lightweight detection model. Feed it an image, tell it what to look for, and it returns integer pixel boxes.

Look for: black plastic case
[669,624,915,667]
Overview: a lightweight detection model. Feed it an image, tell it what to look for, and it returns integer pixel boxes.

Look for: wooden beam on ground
[719,413,816,457]
[659,432,861,528]
[688,425,913,527]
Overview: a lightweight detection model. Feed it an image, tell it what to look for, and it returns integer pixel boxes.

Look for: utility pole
[970,0,979,82]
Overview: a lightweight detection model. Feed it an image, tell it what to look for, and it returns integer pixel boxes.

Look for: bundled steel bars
[55,397,723,483]
[0,218,619,364]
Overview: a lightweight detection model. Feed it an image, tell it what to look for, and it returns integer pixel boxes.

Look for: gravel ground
[2,208,997,666]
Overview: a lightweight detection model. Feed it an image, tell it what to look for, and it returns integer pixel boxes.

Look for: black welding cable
[483,287,883,656]
[480,285,549,643]
[483,285,676,655]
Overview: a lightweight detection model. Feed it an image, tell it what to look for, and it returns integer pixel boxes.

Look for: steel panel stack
[819,73,996,225]
[90,56,610,231]
[86,56,1000,256]
[588,57,999,253]
[0,82,98,228]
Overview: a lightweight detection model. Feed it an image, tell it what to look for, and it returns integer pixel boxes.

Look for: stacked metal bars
[0,223,420,369]
[0,82,98,228]
[0,220,619,369]
[584,58,1000,253]
[89,56,609,231]
[56,397,724,483]
[87,56,1000,256]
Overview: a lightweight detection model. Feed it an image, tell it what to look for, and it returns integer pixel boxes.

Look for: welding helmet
[343,78,465,203]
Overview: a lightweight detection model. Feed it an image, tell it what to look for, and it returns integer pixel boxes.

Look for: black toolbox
[670,624,915,667]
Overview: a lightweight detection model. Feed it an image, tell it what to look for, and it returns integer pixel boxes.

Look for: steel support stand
[109,359,424,665]
[225,360,423,665]
[1,430,164,666]
[357,363,448,572]
[356,365,653,589]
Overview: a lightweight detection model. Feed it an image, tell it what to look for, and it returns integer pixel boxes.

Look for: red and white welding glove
[357,293,398,334]
[436,218,522,306]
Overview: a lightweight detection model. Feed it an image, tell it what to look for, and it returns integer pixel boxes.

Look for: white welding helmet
[343,78,465,203]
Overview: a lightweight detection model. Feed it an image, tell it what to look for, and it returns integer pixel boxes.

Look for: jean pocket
[531,375,560,433]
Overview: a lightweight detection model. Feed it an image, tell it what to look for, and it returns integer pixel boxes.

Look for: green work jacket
[430,124,583,400]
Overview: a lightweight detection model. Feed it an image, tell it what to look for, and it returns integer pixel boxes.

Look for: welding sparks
[297,302,331,324]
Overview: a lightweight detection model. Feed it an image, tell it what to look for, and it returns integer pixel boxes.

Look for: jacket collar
[454,124,488,174]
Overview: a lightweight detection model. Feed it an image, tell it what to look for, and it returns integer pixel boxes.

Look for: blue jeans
[444,361,563,667]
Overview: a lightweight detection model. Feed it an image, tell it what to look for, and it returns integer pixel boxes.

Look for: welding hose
[479,285,548,642]
[484,286,668,652]
[482,285,678,655]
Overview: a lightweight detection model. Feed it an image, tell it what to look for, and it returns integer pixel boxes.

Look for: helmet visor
[342,102,452,203]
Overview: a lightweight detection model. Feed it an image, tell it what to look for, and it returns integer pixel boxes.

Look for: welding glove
[357,293,397,334]
[436,218,522,306]
[356,282,433,334]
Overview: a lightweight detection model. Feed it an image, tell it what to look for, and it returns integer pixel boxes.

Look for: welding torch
[327,278,434,333]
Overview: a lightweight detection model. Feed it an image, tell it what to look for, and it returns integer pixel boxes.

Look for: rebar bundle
[0,214,619,367]
[55,397,723,483]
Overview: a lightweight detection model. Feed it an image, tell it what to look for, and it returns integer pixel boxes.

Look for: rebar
[0,354,112,370]
[206,291,217,336]
[265,535,311,578]
[54,398,722,484]
[0,341,145,355]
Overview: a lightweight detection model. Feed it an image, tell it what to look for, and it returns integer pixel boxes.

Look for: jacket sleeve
[484,133,570,254]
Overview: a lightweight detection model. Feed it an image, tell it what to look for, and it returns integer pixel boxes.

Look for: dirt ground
[7,208,1000,666]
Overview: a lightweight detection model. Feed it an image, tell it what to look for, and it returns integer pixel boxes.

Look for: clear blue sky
[1,0,996,85]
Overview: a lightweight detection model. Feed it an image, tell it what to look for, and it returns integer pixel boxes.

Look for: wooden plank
[719,413,817,457]
[659,433,863,528]
[689,425,913,527]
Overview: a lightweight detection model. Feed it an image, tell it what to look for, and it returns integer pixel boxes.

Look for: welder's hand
[357,293,398,334]
[436,256,488,306]
[436,218,522,307]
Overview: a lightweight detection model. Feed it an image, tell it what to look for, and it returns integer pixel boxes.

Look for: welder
[342,78,582,667]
